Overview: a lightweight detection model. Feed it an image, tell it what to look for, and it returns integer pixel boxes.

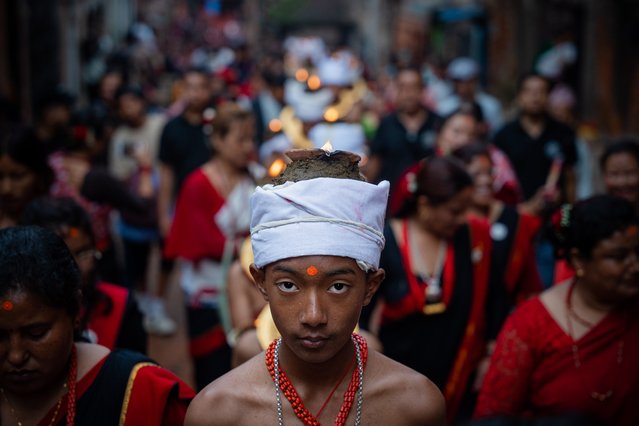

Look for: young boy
[186,150,445,425]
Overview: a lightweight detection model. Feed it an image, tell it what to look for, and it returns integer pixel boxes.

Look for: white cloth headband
[250,177,389,269]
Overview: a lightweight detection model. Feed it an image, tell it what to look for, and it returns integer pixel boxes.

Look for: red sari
[164,167,253,388]
[475,292,639,425]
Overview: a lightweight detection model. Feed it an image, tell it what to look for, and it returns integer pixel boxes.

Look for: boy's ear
[363,268,384,306]
[250,264,269,301]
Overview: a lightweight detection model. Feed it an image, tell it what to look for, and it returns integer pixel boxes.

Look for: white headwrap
[250,177,389,269]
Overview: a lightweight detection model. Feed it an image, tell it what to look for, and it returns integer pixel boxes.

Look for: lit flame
[295,69,309,82]
[307,75,321,91]
[268,158,286,177]
[321,141,333,153]
[324,107,339,122]
[268,118,282,133]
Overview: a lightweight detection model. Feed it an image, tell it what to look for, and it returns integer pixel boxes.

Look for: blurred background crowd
[1,0,639,425]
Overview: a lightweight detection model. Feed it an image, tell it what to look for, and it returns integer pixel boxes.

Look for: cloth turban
[250,177,389,269]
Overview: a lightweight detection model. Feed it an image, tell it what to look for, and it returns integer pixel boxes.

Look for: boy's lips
[298,335,329,349]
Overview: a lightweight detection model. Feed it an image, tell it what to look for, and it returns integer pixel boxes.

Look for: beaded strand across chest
[265,334,368,426]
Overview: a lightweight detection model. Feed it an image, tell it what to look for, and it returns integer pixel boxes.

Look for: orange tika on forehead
[306,265,319,276]
[1,300,14,311]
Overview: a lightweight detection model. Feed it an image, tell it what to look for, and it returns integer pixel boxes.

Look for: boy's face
[251,255,383,364]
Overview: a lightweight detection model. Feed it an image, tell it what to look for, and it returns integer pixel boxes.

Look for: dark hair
[599,138,639,171]
[115,84,145,103]
[212,103,253,139]
[183,66,210,80]
[0,226,81,319]
[517,72,553,94]
[437,103,483,133]
[553,195,638,260]
[0,126,54,193]
[21,197,95,244]
[262,71,287,88]
[35,86,75,119]
[395,156,473,217]
[452,142,491,166]
[20,197,105,325]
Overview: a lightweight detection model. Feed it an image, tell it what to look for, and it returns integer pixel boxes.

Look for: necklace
[567,286,596,328]
[421,241,447,304]
[266,333,367,426]
[401,220,451,315]
[565,282,624,402]
[314,357,354,419]
[0,345,78,426]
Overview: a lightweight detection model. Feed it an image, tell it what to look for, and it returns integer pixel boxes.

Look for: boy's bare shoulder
[185,353,275,426]
[363,351,446,426]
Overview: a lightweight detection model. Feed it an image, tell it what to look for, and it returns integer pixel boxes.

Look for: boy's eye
[276,281,299,293]
[328,282,349,294]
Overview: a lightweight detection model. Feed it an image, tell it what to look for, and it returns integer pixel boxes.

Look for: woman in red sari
[164,103,256,389]
[0,226,194,425]
[475,194,639,425]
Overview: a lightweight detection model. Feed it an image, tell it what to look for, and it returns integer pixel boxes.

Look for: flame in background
[295,69,309,82]
[268,158,286,177]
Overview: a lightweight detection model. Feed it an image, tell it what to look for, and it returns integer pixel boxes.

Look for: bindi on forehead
[1,300,13,311]
[306,265,319,276]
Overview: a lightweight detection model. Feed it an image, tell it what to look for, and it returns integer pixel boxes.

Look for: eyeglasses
[75,249,102,262]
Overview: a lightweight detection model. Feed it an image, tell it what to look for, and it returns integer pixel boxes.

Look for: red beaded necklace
[265,334,368,426]
[66,344,78,426]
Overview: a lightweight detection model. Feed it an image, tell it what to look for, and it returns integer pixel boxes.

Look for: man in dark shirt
[158,68,212,237]
[367,68,440,187]
[493,73,577,207]
[493,73,577,288]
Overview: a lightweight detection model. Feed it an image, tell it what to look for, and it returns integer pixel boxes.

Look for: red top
[164,168,228,261]
[475,294,639,425]
[87,282,129,349]
[502,211,542,299]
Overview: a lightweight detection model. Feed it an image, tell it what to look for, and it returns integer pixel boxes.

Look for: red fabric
[380,219,457,322]
[88,282,129,349]
[554,259,575,285]
[503,212,543,299]
[122,364,195,426]
[189,325,227,359]
[488,145,523,206]
[38,351,193,426]
[444,216,492,423]
[474,295,639,425]
[388,162,422,217]
[38,354,108,426]
[164,169,227,261]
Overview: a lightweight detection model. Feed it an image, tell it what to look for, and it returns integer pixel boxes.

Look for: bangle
[227,325,256,347]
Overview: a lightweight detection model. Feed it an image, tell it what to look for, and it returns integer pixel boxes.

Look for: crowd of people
[1,15,638,426]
